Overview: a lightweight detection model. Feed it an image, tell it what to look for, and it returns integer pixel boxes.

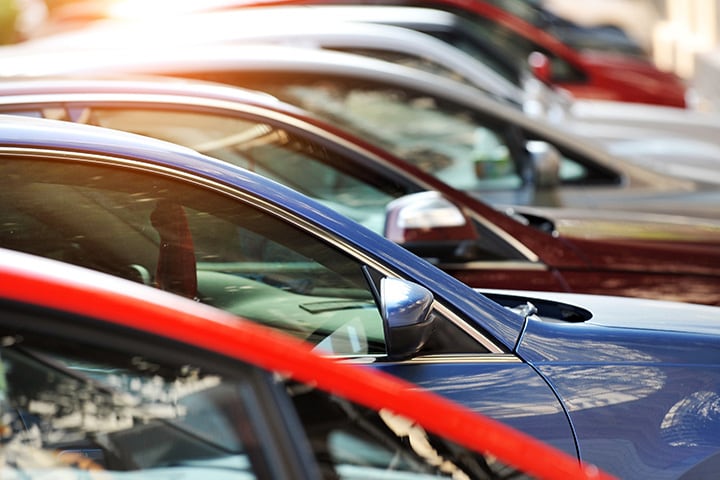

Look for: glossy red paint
[235,0,687,107]
[0,251,614,480]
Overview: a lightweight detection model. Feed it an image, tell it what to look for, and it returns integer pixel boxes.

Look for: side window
[0,329,260,476]
[334,47,476,86]
[524,132,623,185]
[256,80,523,192]
[0,157,386,355]
[288,382,521,479]
[464,17,587,84]
[38,106,410,235]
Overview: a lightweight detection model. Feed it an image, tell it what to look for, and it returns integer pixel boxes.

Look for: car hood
[503,205,720,273]
[479,288,720,363]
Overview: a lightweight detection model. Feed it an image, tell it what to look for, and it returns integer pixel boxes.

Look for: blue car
[2,114,719,479]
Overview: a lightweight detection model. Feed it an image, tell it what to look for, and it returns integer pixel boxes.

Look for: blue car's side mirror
[380,277,435,360]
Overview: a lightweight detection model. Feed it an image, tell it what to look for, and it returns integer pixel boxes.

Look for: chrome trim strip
[338,354,518,365]
[436,260,547,271]
[403,354,520,364]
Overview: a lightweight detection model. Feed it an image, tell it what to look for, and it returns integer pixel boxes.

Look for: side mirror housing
[380,277,435,360]
[526,140,561,189]
[384,191,480,263]
[385,191,473,242]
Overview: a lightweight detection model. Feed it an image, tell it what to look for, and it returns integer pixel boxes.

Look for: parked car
[217,0,687,108]
[2,77,720,306]
[0,248,610,479]
[2,113,720,479]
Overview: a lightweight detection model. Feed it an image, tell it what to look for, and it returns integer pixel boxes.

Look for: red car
[0,247,611,479]
[232,0,688,108]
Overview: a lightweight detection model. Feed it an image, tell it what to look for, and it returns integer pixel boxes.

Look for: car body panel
[376,360,578,455]
[2,114,720,478]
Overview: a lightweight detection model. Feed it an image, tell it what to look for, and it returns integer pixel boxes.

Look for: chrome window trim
[338,353,518,365]
[0,145,506,355]
[436,260,547,271]
[402,353,520,364]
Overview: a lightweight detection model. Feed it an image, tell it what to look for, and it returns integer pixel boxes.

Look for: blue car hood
[479,289,720,364]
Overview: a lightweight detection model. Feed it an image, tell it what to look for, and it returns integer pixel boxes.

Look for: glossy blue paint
[376,361,578,456]
[516,315,720,478]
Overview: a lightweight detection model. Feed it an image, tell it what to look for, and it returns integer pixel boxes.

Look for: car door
[0,144,577,456]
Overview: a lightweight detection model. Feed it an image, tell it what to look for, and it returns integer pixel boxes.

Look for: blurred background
[2,0,720,107]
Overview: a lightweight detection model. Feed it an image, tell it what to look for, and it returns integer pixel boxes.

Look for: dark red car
[0,78,716,306]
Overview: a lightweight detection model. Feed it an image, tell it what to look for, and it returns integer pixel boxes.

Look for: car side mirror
[528,51,552,84]
[380,277,435,360]
[526,140,561,189]
[384,191,481,263]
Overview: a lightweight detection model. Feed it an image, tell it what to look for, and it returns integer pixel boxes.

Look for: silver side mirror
[526,140,561,189]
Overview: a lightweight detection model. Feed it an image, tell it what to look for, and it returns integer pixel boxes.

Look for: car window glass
[0,333,259,477]
[3,103,531,265]
[523,132,622,185]
[333,46,476,86]
[428,30,520,84]
[256,81,524,192]
[462,17,586,84]
[0,157,386,356]
[45,107,407,235]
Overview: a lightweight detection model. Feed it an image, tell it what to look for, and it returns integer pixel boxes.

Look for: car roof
[0,17,522,103]
[0,247,609,480]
